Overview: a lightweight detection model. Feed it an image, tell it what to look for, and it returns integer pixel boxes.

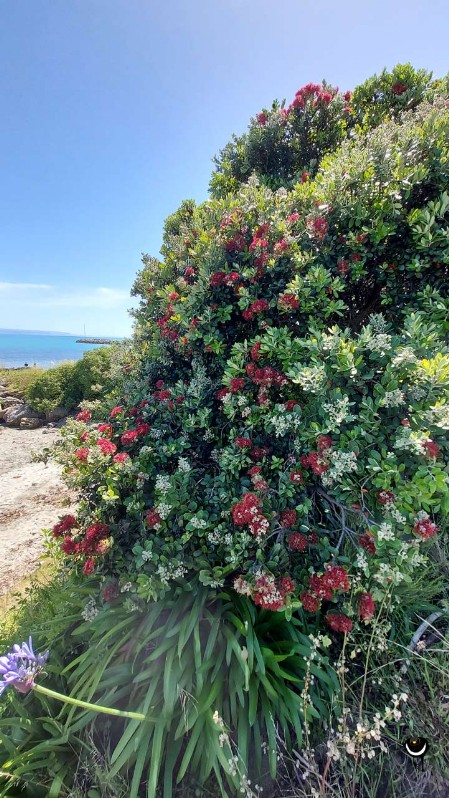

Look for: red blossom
[317,435,333,452]
[288,213,300,223]
[250,446,270,461]
[278,293,299,310]
[248,466,262,476]
[120,430,139,447]
[423,440,440,459]
[280,576,295,594]
[110,406,124,418]
[322,565,350,592]
[113,452,130,464]
[75,447,89,462]
[231,492,262,525]
[155,380,165,389]
[76,410,91,423]
[210,271,226,287]
[301,592,321,612]
[359,532,376,555]
[308,573,333,600]
[326,613,353,633]
[338,259,349,275]
[377,490,394,505]
[230,377,246,393]
[358,593,375,621]
[83,558,96,576]
[52,515,77,538]
[392,82,407,95]
[288,532,308,552]
[216,388,230,400]
[103,581,120,602]
[97,423,113,438]
[250,341,261,361]
[146,508,162,528]
[307,216,328,241]
[235,437,253,449]
[285,400,299,411]
[414,518,439,540]
[256,111,267,125]
[60,536,79,555]
[96,438,117,457]
[290,470,304,484]
[280,509,297,528]
[136,422,151,436]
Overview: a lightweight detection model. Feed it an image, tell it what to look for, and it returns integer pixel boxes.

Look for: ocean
[0,330,123,369]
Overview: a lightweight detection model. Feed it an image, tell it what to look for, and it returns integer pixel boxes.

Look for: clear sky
[0,0,448,336]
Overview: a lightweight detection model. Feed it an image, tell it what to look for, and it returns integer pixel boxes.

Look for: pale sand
[0,425,76,597]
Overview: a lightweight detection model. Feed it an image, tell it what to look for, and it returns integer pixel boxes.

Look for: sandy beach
[0,424,76,597]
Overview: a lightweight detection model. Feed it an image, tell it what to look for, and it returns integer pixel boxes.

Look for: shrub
[27,362,77,414]
[26,348,114,414]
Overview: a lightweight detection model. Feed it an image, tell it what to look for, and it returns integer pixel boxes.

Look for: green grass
[0,367,45,397]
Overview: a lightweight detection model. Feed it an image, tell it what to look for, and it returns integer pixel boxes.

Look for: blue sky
[0,0,448,336]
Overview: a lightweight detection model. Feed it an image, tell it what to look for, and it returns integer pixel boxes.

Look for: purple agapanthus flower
[0,636,49,697]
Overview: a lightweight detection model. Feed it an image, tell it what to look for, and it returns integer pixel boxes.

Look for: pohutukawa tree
[40,63,449,796]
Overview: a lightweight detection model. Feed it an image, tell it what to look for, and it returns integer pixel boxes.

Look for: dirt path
[0,425,76,597]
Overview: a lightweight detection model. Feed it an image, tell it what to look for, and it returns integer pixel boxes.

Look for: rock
[19,417,42,429]
[0,396,24,408]
[3,404,44,428]
[45,406,68,423]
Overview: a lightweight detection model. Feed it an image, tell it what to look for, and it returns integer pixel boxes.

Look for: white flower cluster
[366,334,392,354]
[139,445,152,455]
[374,563,404,586]
[141,549,153,562]
[407,385,426,402]
[155,475,171,493]
[380,389,405,407]
[241,406,252,418]
[121,581,132,592]
[320,332,341,352]
[177,457,191,473]
[323,396,356,426]
[290,364,326,393]
[394,429,427,455]
[203,429,214,441]
[149,428,163,439]
[155,502,172,520]
[355,551,369,574]
[267,412,303,438]
[376,522,395,541]
[392,347,417,367]
[81,597,98,622]
[423,402,449,429]
[368,313,388,333]
[326,694,407,762]
[221,392,232,405]
[210,449,220,462]
[156,562,187,586]
[189,516,207,529]
[321,450,358,487]
[387,505,407,524]
[237,396,248,406]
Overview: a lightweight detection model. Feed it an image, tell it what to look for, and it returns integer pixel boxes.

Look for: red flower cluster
[96,438,117,457]
[75,447,89,462]
[377,490,394,505]
[338,259,349,276]
[300,591,320,612]
[52,514,77,538]
[414,518,439,539]
[278,293,300,310]
[289,532,308,552]
[97,423,113,438]
[288,213,300,223]
[242,300,269,321]
[113,452,130,464]
[146,508,162,528]
[256,111,267,125]
[317,435,333,452]
[359,532,376,555]
[216,388,231,401]
[301,565,350,613]
[80,522,110,555]
[210,271,227,287]
[252,572,294,611]
[285,399,299,411]
[358,593,375,621]
[230,377,246,393]
[423,440,440,459]
[326,613,353,633]
[153,389,172,402]
[307,216,328,241]
[290,470,303,484]
[224,233,246,253]
[392,81,407,95]
[249,445,270,461]
[250,341,261,361]
[121,430,140,447]
[103,580,120,602]
[280,509,297,528]
[76,410,91,423]
[301,451,330,475]
[251,366,287,388]
[273,239,289,257]
[235,437,253,449]
[231,492,269,537]
[110,405,124,418]
[322,564,350,592]
[136,422,151,436]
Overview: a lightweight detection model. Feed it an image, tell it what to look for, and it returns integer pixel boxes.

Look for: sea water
[0,330,122,369]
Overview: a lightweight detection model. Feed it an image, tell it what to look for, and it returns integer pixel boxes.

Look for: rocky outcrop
[19,417,43,429]
[45,406,68,423]
[3,403,44,428]
[0,396,25,408]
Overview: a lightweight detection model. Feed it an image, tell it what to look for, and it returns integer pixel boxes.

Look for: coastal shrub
[26,347,113,414]
[2,64,449,796]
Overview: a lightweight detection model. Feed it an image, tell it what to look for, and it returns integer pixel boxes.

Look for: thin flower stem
[33,684,147,720]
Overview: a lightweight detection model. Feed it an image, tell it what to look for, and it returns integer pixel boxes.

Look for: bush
[26,347,114,414]
[2,64,449,796]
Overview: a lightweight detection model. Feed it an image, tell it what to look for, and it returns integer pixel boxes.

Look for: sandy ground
[0,424,76,597]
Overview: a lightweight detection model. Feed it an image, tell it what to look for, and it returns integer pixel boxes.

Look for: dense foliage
[2,64,449,797]
[26,347,114,414]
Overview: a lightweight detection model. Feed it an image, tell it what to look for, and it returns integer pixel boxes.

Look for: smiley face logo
[403,737,428,758]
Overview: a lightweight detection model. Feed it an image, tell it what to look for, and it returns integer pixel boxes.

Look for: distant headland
[76,338,119,344]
